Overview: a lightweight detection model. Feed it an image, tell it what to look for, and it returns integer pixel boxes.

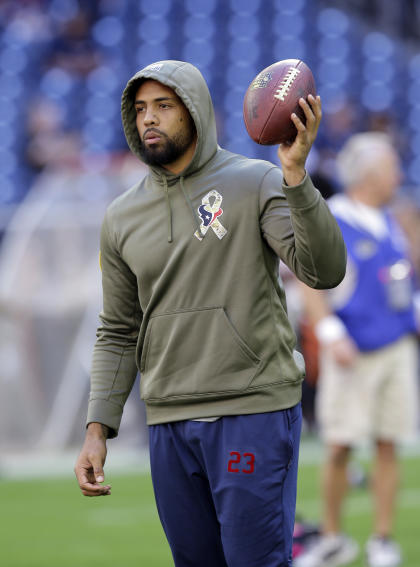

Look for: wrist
[282,166,306,187]
[86,422,109,439]
[315,315,348,344]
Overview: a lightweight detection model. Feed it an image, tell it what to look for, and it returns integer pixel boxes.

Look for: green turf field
[0,452,418,566]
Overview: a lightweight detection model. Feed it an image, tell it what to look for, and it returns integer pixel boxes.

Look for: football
[243,59,317,145]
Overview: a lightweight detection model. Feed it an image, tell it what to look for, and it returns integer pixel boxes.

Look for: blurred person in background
[25,97,81,173]
[74,59,346,567]
[46,6,101,76]
[296,132,419,567]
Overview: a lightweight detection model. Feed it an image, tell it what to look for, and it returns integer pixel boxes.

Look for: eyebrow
[134,96,175,105]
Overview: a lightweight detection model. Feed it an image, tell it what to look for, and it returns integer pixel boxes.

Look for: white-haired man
[296,132,419,567]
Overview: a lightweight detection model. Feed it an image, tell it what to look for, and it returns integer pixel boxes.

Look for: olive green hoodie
[87,60,346,435]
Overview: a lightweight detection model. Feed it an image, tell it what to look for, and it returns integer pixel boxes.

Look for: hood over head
[121,60,218,178]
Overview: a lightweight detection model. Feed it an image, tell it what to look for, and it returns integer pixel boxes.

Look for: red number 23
[228,451,255,474]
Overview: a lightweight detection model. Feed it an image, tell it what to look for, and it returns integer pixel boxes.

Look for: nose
[144,107,158,126]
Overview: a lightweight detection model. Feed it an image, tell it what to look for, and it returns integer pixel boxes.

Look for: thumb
[92,461,105,483]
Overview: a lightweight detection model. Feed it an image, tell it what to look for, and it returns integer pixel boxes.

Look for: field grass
[0,450,419,566]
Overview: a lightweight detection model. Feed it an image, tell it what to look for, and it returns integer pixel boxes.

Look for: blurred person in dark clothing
[47,8,101,76]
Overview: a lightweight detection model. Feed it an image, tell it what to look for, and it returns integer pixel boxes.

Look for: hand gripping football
[243,59,316,145]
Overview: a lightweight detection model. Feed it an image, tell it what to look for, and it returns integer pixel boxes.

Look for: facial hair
[139,119,196,167]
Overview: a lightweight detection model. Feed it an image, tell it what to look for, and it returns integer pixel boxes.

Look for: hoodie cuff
[282,172,319,209]
[86,398,124,439]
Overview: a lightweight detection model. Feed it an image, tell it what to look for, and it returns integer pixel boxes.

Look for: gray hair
[336,132,394,188]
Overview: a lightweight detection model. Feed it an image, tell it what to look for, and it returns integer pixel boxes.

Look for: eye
[135,106,145,114]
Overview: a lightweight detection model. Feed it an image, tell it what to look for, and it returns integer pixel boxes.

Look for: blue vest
[334,213,416,351]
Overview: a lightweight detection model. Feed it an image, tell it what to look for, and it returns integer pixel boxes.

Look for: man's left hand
[277,94,322,186]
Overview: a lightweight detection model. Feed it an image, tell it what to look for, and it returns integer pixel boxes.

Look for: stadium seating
[0,0,419,205]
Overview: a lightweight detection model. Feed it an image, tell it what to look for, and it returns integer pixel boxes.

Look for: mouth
[144,130,163,145]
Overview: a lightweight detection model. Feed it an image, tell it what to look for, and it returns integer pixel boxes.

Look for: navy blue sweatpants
[149,404,302,567]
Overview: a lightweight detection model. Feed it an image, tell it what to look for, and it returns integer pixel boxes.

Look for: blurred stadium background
[1,1,420,566]
[2,0,420,455]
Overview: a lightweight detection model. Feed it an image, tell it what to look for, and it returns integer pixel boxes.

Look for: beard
[139,121,196,167]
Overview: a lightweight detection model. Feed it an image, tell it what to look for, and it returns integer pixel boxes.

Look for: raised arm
[260,94,346,289]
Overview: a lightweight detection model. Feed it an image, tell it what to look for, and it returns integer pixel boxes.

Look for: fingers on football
[299,97,314,125]
[291,96,321,139]
[298,95,321,125]
[290,111,306,133]
[309,94,322,123]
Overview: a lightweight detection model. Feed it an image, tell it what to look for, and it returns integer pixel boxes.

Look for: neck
[164,138,197,175]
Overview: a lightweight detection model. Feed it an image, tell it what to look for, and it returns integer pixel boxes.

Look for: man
[296,133,419,567]
[74,60,346,567]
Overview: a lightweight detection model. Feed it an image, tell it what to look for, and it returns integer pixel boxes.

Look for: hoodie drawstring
[180,177,202,238]
[162,176,202,243]
[163,176,173,243]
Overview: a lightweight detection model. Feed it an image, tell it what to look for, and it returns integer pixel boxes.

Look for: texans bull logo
[198,203,223,227]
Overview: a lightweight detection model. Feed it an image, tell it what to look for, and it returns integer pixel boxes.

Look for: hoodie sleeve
[259,167,346,289]
[86,210,142,438]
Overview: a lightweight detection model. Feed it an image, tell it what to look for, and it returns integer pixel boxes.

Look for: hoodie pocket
[140,307,262,402]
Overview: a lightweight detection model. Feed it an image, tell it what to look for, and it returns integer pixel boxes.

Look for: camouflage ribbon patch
[195,189,227,241]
